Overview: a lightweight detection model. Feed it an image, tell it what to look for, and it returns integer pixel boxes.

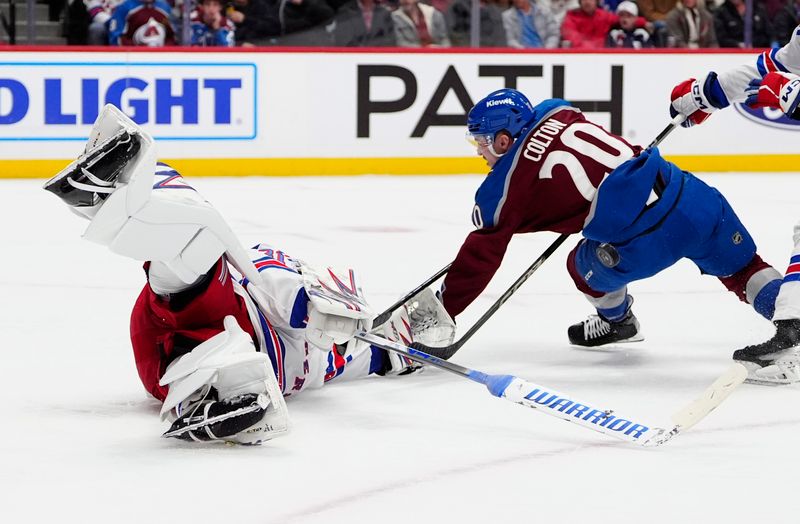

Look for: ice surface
[3,173,800,523]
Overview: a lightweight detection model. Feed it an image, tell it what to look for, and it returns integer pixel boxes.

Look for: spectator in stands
[446,0,507,46]
[331,0,396,46]
[108,0,176,45]
[540,0,577,26]
[664,0,716,48]
[607,0,653,47]
[713,0,772,48]
[502,0,559,48]
[637,0,677,21]
[774,0,800,47]
[392,0,451,46]
[278,0,337,45]
[84,0,123,44]
[227,0,282,45]
[190,0,236,45]
[561,0,616,48]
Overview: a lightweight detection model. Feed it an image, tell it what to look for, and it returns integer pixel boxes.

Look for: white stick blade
[670,363,747,431]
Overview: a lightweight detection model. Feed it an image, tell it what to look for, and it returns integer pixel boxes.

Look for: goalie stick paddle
[358,331,747,447]
[410,115,686,361]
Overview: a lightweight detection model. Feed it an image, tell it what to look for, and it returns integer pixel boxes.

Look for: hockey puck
[596,243,620,268]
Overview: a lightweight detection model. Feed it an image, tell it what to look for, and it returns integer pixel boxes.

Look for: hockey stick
[410,115,686,360]
[358,331,747,447]
[373,263,452,327]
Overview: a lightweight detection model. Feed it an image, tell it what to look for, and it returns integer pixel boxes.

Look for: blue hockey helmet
[466,89,535,144]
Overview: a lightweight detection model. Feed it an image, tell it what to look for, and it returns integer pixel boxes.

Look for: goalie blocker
[43,104,425,445]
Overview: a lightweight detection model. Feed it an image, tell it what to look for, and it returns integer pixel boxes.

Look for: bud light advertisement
[0,60,257,141]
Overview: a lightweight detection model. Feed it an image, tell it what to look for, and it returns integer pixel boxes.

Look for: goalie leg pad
[159,316,290,444]
[45,104,251,287]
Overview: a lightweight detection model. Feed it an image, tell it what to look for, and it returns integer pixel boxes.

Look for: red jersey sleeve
[441,217,519,319]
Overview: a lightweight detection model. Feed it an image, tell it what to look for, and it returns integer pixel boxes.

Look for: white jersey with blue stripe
[716,26,800,104]
[234,244,373,398]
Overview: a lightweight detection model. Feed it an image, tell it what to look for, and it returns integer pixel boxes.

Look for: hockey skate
[568,308,643,347]
[44,129,142,209]
[732,319,800,385]
[163,390,271,443]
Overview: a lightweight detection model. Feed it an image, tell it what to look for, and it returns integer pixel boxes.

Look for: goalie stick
[358,331,746,447]
[412,115,687,360]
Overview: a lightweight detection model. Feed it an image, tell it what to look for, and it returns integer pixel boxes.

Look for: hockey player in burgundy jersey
[669,26,800,384]
[435,88,782,354]
[42,105,420,444]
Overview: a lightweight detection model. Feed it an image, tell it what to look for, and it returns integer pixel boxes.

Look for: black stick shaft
[647,116,683,150]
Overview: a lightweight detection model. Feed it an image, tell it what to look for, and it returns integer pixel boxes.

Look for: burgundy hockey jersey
[441,101,640,318]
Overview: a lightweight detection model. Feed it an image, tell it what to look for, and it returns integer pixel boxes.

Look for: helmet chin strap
[488,131,516,158]
[487,143,506,158]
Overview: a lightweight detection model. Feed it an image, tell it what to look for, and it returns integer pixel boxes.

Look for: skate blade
[570,333,645,350]
[736,360,797,386]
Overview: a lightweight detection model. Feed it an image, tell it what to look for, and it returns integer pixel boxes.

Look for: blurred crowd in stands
[54,0,795,48]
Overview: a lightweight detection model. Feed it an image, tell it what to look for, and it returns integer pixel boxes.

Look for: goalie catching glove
[159,316,289,444]
[405,288,456,348]
[369,287,456,376]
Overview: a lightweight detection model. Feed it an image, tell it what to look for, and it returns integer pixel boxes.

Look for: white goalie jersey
[233,243,376,397]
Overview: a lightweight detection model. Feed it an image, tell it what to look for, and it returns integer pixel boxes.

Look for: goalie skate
[163,392,271,442]
[44,129,142,209]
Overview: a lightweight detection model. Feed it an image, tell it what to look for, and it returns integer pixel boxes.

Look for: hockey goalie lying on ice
[42,104,456,445]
